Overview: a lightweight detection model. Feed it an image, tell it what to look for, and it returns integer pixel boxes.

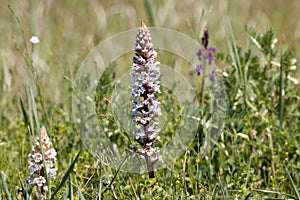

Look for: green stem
[146,155,155,178]
[200,61,206,115]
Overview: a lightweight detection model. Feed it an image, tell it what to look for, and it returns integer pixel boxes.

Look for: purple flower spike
[196,28,216,77]
[196,65,204,76]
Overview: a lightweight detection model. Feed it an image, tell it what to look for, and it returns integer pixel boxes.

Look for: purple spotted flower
[196,28,216,81]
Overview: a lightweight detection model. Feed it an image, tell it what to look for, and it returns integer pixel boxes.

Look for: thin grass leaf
[50,149,82,200]
[223,20,251,108]
[228,23,242,80]
[144,0,155,26]
[128,176,139,199]
[0,66,3,108]
[244,157,252,187]
[64,187,69,200]
[0,171,12,200]
[224,20,241,82]
[19,176,29,200]
[229,23,248,108]
[25,80,35,140]
[19,97,33,136]
[8,5,29,53]
[279,48,285,130]
[64,179,74,200]
[97,161,102,200]
[252,189,296,199]
[251,189,279,194]
[68,176,74,200]
[75,179,85,200]
[36,82,50,128]
[102,153,132,194]
[285,165,300,199]
[275,178,287,193]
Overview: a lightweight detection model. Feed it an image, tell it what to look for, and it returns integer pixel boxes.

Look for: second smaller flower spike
[196,28,216,80]
[27,126,57,199]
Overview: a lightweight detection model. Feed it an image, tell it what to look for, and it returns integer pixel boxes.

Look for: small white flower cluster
[30,36,40,44]
[131,22,162,162]
[27,126,57,194]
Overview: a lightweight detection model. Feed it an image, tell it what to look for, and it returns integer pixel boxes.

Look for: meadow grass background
[1,0,300,199]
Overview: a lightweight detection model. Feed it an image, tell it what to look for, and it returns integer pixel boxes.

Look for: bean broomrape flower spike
[131,21,162,178]
[27,126,57,199]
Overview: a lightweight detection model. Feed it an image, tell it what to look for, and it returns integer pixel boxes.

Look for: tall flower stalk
[27,126,57,199]
[196,28,216,111]
[131,21,161,178]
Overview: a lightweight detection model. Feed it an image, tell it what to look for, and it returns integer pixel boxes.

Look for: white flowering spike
[28,126,57,198]
[30,36,40,44]
[131,21,161,178]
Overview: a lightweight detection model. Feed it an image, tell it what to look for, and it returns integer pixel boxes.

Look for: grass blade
[285,165,300,199]
[76,179,85,200]
[8,4,29,53]
[97,161,102,200]
[144,0,155,26]
[68,176,74,200]
[279,48,285,130]
[50,149,82,200]
[224,20,241,82]
[19,97,33,136]
[19,176,29,200]
[0,171,12,200]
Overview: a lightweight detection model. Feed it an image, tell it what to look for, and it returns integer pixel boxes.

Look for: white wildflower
[30,36,40,44]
